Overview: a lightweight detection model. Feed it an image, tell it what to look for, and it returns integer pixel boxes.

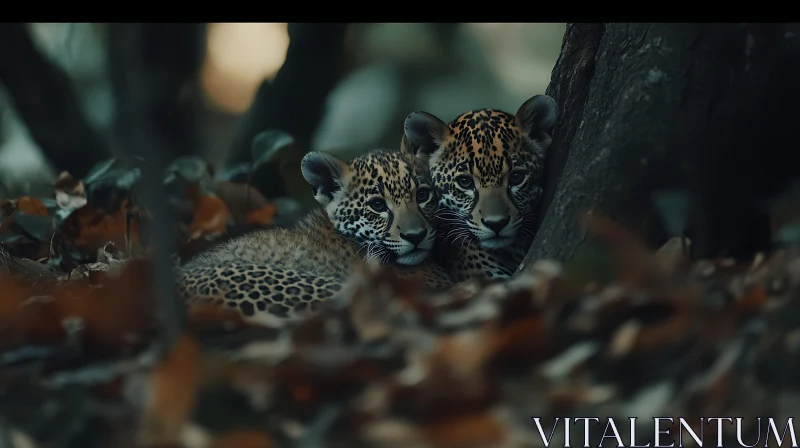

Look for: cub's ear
[301,151,349,207]
[514,94,559,142]
[403,111,451,163]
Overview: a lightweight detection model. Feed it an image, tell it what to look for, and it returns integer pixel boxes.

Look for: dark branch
[104,23,186,355]
[0,24,110,178]
[228,23,349,198]
[108,23,206,161]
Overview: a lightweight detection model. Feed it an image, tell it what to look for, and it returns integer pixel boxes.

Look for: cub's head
[401,95,558,250]
[301,149,438,266]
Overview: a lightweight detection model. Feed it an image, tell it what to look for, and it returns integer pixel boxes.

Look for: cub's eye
[368,197,387,212]
[508,170,526,187]
[455,175,474,189]
[416,187,432,203]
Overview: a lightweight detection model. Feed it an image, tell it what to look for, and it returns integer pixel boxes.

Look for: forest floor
[1,155,798,448]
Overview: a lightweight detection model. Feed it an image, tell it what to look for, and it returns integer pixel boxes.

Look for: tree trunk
[0,24,111,178]
[227,23,348,198]
[108,23,206,161]
[522,23,800,271]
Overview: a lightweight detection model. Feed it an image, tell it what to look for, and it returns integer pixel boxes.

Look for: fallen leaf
[655,236,692,274]
[0,258,157,353]
[423,412,507,448]
[54,171,85,193]
[141,334,202,447]
[0,209,16,234]
[488,316,553,369]
[187,195,231,240]
[735,284,766,316]
[630,310,693,352]
[187,304,248,331]
[211,430,274,448]
[59,200,142,254]
[17,196,48,216]
[582,212,660,287]
[245,204,277,226]
[55,190,88,212]
[54,171,88,212]
[216,181,270,220]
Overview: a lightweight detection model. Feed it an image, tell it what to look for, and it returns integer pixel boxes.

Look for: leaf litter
[1,153,800,447]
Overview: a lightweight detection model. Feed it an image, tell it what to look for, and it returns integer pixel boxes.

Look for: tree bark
[0,24,111,178]
[108,23,206,161]
[104,23,188,352]
[522,23,800,270]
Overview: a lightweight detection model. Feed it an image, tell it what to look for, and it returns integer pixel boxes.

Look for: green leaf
[14,213,55,241]
[83,157,145,192]
[116,168,142,190]
[0,233,24,243]
[83,158,118,185]
[55,208,74,225]
[164,156,212,185]
[251,129,295,171]
[216,162,251,182]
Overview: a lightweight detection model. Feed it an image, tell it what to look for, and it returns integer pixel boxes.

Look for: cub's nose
[481,216,510,235]
[400,229,428,246]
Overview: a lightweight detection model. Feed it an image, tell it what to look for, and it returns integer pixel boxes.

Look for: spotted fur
[401,95,559,282]
[178,149,453,325]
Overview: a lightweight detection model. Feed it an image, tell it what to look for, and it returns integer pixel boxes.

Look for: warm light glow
[201,23,290,115]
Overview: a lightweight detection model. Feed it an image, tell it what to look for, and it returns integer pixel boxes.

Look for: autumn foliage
[2,155,800,447]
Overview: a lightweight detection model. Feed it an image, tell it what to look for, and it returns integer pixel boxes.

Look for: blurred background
[0,23,565,204]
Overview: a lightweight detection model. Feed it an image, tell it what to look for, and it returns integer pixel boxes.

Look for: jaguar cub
[178,147,453,325]
[401,94,559,282]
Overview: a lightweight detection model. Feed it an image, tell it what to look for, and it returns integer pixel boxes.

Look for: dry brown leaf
[489,316,552,366]
[735,284,766,315]
[246,203,277,226]
[53,171,88,211]
[17,196,48,216]
[141,334,202,447]
[423,413,507,448]
[60,200,142,253]
[187,195,231,240]
[549,384,615,410]
[392,348,498,423]
[53,259,156,351]
[434,329,493,382]
[582,212,661,286]
[91,376,126,400]
[216,181,270,219]
[0,209,16,234]
[656,236,692,274]
[53,171,85,194]
[211,430,274,448]
[706,371,733,403]
[0,274,66,351]
[187,304,248,330]
[631,310,693,352]
[0,258,157,353]
[0,199,15,215]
